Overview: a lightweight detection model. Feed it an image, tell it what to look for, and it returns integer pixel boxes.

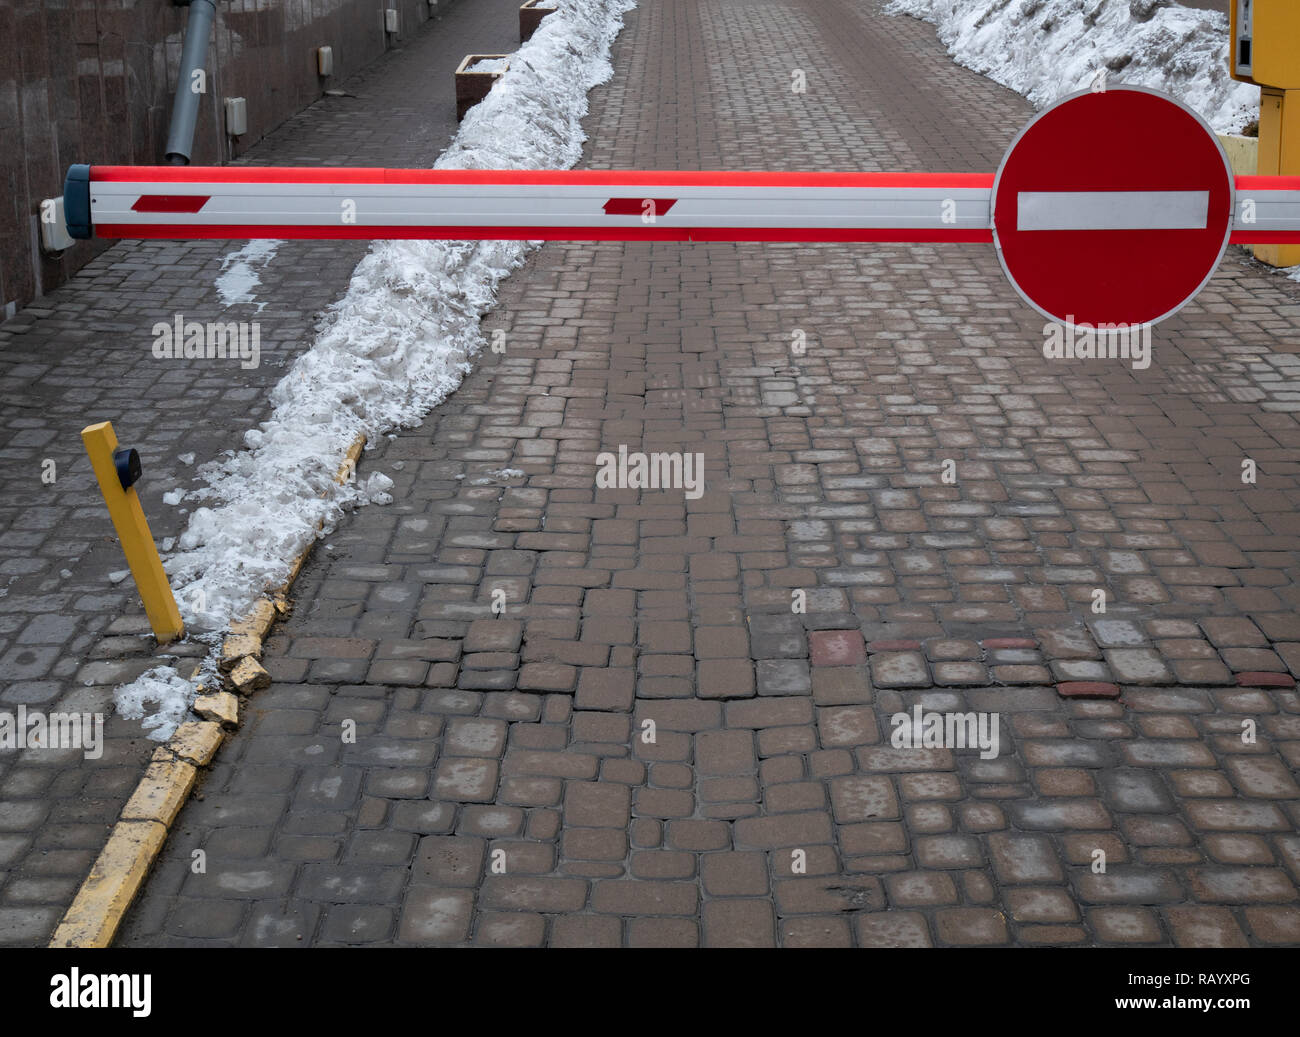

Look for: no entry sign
[63,87,1300,329]
[992,86,1234,328]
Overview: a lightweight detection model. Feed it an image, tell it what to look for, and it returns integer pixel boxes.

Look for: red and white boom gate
[63,87,1300,329]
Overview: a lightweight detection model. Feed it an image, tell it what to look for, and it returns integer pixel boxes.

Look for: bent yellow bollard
[81,421,184,643]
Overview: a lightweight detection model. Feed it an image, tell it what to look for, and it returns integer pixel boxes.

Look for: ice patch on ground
[216,239,281,310]
[471,467,526,484]
[114,0,635,735]
[115,666,198,741]
[885,0,1258,133]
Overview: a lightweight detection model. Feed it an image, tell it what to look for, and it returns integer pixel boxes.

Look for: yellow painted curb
[49,432,368,947]
[121,750,198,827]
[49,820,168,948]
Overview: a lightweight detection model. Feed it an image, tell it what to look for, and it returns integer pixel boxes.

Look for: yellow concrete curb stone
[121,752,198,827]
[48,820,168,948]
[229,656,271,693]
[219,633,263,672]
[170,721,225,767]
[194,690,240,727]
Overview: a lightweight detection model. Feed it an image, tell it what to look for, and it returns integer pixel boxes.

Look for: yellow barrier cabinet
[82,421,185,643]
[1231,0,1300,266]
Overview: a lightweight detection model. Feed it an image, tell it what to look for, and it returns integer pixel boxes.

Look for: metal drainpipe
[163,0,217,165]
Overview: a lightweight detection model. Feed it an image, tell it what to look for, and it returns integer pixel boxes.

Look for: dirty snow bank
[884,0,1258,133]
[116,0,636,738]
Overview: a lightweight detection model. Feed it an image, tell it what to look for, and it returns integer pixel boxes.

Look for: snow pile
[115,0,635,738]
[115,666,200,741]
[885,0,1258,133]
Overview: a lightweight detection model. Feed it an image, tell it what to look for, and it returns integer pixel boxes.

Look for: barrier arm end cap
[64,164,93,240]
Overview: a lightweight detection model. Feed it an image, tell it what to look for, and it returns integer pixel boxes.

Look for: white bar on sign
[1016,190,1209,231]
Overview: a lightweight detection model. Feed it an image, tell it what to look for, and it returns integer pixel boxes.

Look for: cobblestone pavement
[0,0,527,946]
[105,0,1300,947]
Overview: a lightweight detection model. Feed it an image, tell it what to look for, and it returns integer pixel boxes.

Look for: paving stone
[755,658,812,695]
[1105,649,1174,685]
[1097,770,1176,813]
[1050,658,1110,682]
[1200,617,1268,648]
[1009,800,1111,831]
[829,775,899,823]
[1087,906,1163,944]
[1074,869,1184,905]
[551,914,622,948]
[397,889,475,945]
[564,783,632,828]
[988,833,1063,884]
[780,915,854,948]
[809,629,866,667]
[933,908,1008,946]
[1169,658,1233,685]
[1236,670,1295,688]
[591,880,697,916]
[855,911,932,948]
[933,661,988,686]
[1162,906,1250,948]
[1005,887,1079,924]
[701,852,768,897]
[702,899,776,948]
[1245,907,1300,944]
[1035,628,1101,659]
[1186,868,1298,904]
[1088,619,1148,648]
[773,875,883,915]
[869,651,930,688]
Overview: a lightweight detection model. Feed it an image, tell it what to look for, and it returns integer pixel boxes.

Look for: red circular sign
[992,86,1234,328]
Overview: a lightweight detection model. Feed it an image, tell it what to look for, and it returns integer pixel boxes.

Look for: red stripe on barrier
[93,223,995,243]
[603,198,677,215]
[1230,231,1300,244]
[1235,175,1300,191]
[131,195,210,213]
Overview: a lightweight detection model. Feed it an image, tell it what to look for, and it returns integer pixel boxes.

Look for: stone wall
[0,0,443,315]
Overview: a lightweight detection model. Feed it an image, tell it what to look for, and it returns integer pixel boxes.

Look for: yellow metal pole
[1255,87,1300,268]
[81,421,184,643]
